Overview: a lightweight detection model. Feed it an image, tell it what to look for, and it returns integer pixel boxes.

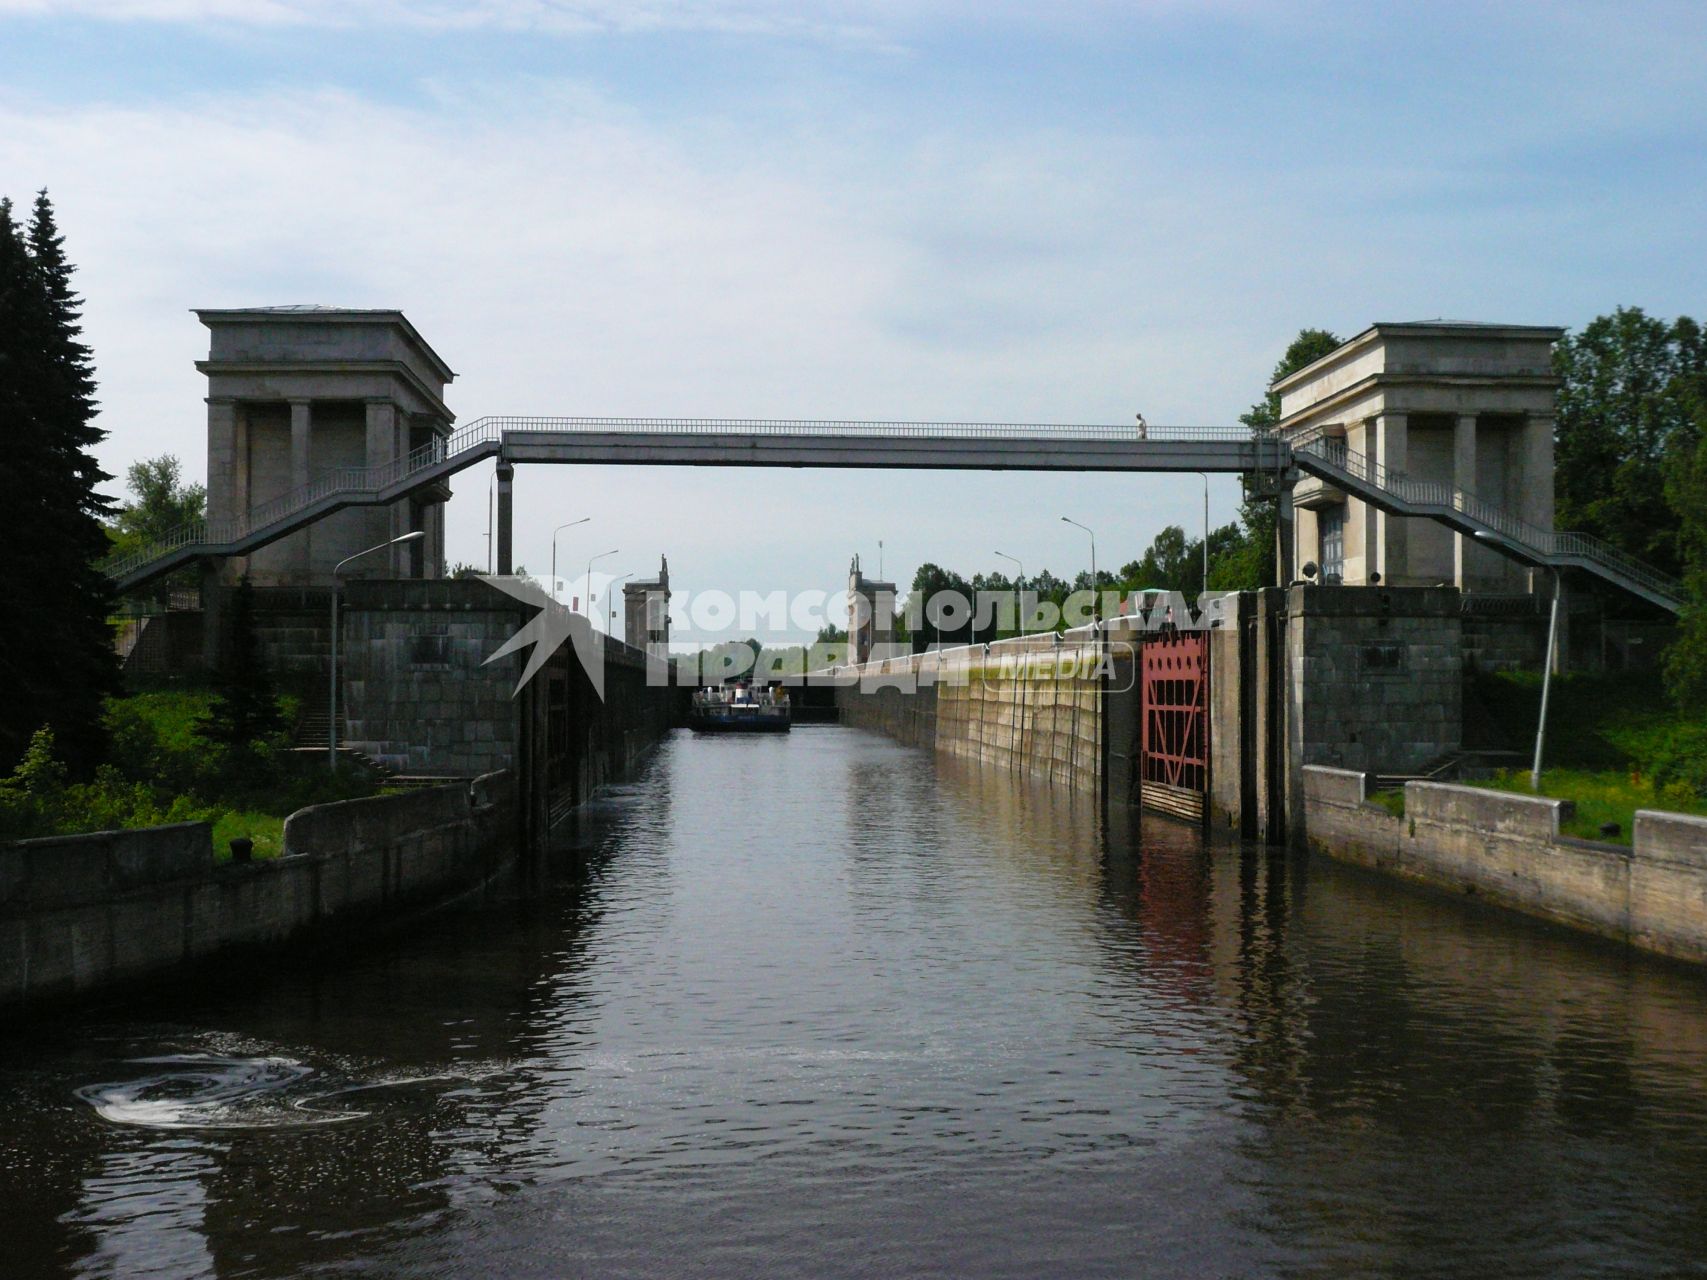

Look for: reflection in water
[2,724,1707,1277]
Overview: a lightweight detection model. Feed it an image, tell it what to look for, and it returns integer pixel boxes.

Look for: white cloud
[0,78,1300,614]
[2,0,1703,624]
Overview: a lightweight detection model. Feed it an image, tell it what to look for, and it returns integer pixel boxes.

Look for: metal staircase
[1287,429,1682,612]
[104,418,510,594]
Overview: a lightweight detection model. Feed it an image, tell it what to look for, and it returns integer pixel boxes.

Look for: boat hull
[688,708,792,734]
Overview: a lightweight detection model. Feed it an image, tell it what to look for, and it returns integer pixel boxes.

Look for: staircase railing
[1287,426,1680,606]
[102,418,506,582]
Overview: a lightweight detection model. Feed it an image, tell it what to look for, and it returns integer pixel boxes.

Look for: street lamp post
[1060,516,1098,623]
[994,550,1025,636]
[1473,531,1562,793]
[484,471,496,574]
[330,531,426,770]
[583,549,618,615]
[1533,567,1564,792]
[551,517,590,602]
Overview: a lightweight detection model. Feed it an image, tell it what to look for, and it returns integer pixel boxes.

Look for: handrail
[480,415,1248,441]
[101,414,1683,612]
[1287,427,1680,604]
[100,417,1249,583]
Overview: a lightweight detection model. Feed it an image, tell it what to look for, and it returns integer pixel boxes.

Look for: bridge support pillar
[496,461,514,576]
[199,561,226,669]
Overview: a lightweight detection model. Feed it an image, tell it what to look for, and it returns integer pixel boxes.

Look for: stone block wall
[339,579,528,777]
[1461,611,1547,672]
[934,655,1101,794]
[1289,585,1462,778]
[1302,766,1707,967]
[835,678,937,749]
[0,774,514,1009]
[0,822,212,912]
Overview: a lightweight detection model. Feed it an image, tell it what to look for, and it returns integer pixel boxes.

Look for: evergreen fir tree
[0,190,118,773]
[197,576,285,753]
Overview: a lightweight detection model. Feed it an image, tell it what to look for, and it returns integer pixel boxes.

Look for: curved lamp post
[583,549,618,615]
[330,530,426,770]
[994,550,1025,635]
[551,517,590,602]
[1060,516,1098,623]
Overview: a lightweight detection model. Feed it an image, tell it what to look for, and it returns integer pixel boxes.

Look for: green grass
[1462,669,1707,837]
[209,809,286,861]
[1369,788,1406,818]
[116,688,217,751]
[1467,767,1707,846]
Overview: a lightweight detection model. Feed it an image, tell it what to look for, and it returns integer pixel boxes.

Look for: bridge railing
[102,417,1262,584]
[1289,428,1680,603]
[104,413,1679,607]
[482,415,1253,442]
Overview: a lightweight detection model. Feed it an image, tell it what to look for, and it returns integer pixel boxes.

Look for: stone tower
[1273,321,1562,593]
[198,306,455,585]
[623,556,671,660]
[847,554,897,665]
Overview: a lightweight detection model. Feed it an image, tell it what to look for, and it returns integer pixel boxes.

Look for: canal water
[5,726,1707,1278]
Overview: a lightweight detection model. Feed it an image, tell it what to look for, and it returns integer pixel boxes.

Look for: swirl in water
[75,1053,445,1131]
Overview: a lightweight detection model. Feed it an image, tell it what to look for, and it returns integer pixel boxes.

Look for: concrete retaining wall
[835,680,937,749]
[1303,765,1707,965]
[834,637,1105,795]
[0,772,515,1010]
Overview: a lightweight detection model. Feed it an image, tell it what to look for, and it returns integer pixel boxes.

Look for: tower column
[1521,414,1556,530]
[365,400,405,573]
[1453,413,1478,589]
[290,399,313,580]
[1373,412,1408,584]
[1523,414,1557,595]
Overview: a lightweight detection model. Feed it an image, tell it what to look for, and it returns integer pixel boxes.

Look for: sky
[3,0,1704,644]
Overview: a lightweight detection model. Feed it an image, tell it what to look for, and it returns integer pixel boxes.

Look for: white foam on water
[74,1052,455,1131]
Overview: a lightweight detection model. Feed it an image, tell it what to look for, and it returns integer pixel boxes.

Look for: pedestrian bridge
[103,415,1682,611]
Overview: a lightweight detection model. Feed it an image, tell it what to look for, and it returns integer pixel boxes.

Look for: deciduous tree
[1555,307,1704,575]
[1212,327,1343,588]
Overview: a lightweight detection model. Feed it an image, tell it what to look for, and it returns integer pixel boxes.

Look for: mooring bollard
[230,837,254,864]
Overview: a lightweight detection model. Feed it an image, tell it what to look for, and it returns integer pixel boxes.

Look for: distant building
[198,306,455,585]
[847,554,897,664]
[623,556,671,661]
[1274,321,1562,593]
